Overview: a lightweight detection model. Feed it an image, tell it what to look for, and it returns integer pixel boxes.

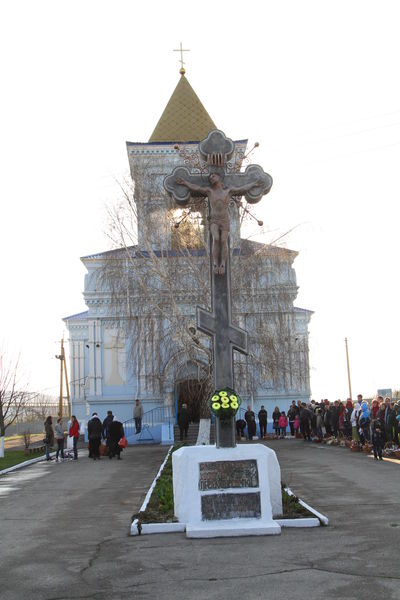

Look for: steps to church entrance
[173,423,200,445]
[172,422,215,445]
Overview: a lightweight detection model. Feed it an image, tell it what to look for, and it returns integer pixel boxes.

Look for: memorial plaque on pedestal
[199,460,259,490]
[201,492,261,520]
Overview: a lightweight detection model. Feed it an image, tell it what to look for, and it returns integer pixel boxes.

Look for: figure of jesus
[176,173,261,275]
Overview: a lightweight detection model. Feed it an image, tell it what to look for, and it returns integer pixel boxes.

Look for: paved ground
[0,440,399,600]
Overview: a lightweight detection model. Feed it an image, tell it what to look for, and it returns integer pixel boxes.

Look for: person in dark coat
[344,399,353,438]
[102,411,114,439]
[330,402,339,437]
[245,405,256,440]
[377,403,387,442]
[394,402,400,445]
[258,405,268,439]
[108,416,124,459]
[236,418,246,440]
[88,412,103,460]
[44,416,55,461]
[383,398,394,445]
[300,403,312,441]
[287,402,299,437]
[177,403,190,441]
[272,406,281,437]
[371,420,384,460]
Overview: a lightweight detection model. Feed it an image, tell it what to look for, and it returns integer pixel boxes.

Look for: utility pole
[345,337,352,400]
[55,339,71,418]
[63,341,71,418]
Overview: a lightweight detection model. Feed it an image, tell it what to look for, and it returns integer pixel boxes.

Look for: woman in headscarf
[344,399,353,438]
[338,401,346,437]
[107,416,125,460]
[371,398,380,421]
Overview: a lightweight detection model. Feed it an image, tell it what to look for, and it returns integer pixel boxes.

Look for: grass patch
[133,446,314,526]
[134,446,179,524]
[281,485,312,519]
[0,449,46,471]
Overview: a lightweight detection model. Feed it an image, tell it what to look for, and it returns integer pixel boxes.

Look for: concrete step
[174,423,200,445]
[173,422,218,445]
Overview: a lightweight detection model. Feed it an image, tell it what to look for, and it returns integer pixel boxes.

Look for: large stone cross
[164,130,273,447]
[196,256,247,389]
[165,130,272,275]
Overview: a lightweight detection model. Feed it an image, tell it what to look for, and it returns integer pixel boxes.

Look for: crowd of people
[236,395,400,460]
[43,411,126,462]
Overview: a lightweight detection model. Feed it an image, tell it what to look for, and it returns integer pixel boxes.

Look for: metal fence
[6,420,48,436]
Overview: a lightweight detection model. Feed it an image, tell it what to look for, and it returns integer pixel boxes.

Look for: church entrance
[175,379,203,423]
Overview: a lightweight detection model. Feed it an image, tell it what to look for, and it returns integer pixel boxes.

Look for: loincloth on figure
[209,213,230,230]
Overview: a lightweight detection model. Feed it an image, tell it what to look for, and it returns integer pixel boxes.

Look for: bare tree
[23,394,62,422]
[0,352,30,457]
[100,171,213,417]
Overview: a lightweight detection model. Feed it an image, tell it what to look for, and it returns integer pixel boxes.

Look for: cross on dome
[173,42,190,74]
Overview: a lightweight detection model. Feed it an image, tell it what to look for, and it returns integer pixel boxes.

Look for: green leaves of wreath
[209,387,241,419]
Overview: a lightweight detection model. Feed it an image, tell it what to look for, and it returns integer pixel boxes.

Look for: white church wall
[103,326,126,387]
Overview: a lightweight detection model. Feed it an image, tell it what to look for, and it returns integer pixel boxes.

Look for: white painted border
[276,518,320,528]
[284,486,329,526]
[140,445,173,512]
[0,451,56,476]
[131,522,186,536]
[131,445,174,536]
[130,449,329,536]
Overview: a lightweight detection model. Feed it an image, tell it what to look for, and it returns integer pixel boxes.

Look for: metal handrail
[237,407,247,420]
[123,405,173,438]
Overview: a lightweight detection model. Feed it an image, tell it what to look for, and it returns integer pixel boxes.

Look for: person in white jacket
[350,402,361,441]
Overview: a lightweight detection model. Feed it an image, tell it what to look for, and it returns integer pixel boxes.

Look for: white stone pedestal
[172,444,282,538]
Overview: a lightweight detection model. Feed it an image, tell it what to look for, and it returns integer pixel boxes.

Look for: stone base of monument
[172,444,282,538]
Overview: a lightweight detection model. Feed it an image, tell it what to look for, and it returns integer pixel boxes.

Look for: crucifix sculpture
[164,130,273,447]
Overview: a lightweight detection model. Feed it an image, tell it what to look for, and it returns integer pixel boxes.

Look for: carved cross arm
[164,166,210,207]
[229,164,273,204]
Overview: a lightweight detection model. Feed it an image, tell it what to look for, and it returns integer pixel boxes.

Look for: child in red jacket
[278,412,288,438]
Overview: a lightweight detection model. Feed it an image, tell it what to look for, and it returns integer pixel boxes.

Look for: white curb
[130,445,174,536]
[276,517,320,527]
[131,521,186,535]
[284,486,329,526]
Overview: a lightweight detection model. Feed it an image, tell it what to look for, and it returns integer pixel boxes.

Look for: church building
[63,68,313,427]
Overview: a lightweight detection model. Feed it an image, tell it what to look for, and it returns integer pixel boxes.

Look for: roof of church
[81,240,297,262]
[148,73,216,143]
[294,306,314,315]
[62,310,89,322]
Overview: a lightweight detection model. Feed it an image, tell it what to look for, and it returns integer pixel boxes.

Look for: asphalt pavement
[0,440,399,600]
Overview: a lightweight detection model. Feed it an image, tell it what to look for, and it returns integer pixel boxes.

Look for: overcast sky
[1,0,399,400]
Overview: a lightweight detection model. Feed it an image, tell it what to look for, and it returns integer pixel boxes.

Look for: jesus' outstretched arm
[176,178,210,194]
[229,179,264,196]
